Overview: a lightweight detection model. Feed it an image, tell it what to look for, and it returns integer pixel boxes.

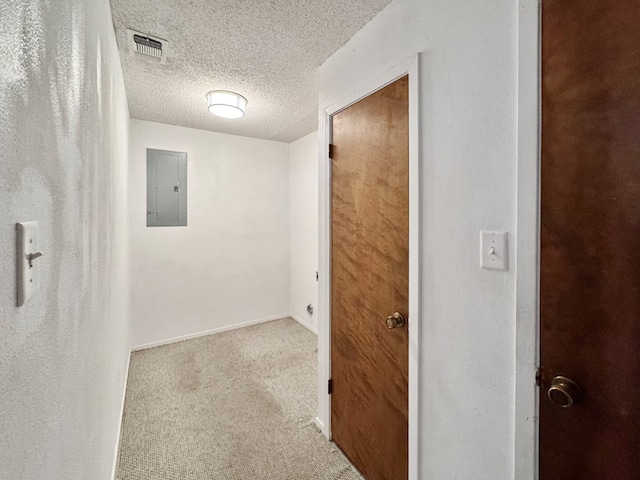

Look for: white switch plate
[481,231,508,271]
[16,222,41,306]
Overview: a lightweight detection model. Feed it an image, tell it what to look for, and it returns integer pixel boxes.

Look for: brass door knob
[548,375,584,408]
[386,312,406,329]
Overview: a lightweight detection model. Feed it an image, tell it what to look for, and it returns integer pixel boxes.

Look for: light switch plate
[481,231,508,271]
[16,222,41,306]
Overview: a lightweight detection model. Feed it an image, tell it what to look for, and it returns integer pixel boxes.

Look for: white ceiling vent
[127,29,168,64]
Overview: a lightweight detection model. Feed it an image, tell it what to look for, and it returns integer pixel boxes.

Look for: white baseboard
[314,416,326,436]
[291,314,318,335]
[111,347,131,480]
[131,314,290,351]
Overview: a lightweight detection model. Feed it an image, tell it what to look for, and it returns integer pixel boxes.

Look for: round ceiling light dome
[206,90,247,119]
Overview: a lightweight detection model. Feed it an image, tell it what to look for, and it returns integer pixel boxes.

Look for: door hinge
[535,367,541,387]
[329,143,335,159]
[328,379,333,395]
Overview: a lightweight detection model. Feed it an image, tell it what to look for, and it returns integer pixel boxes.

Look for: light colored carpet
[116,317,362,480]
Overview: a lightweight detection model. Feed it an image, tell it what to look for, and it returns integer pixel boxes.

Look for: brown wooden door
[540,1,640,478]
[330,76,409,480]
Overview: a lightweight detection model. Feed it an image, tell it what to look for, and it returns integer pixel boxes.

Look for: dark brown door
[540,1,640,478]
[330,76,409,480]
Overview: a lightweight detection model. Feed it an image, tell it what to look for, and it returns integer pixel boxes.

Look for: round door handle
[386,312,406,329]
[548,375,584,408]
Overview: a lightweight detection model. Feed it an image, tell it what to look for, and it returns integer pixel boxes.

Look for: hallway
[1,0,531,478]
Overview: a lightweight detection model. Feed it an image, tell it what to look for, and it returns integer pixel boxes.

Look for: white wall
[129,120,290,348]
[0,0,131,478]
[319,1,517,479]
[289,132,319,333]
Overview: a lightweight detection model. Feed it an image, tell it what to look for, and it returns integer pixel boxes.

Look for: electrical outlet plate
[481,231,508,271]
[16,222,41,306]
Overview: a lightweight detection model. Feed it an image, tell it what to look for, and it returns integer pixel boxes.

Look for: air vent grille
[134,35,162,59]
[127,29,168,64]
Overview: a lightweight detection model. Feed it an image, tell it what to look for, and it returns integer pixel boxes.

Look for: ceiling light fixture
[206,90,247,119]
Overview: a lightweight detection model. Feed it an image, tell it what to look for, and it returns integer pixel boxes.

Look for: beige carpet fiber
[116,318,362,479]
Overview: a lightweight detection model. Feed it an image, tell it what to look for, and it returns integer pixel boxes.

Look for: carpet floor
[116,317,362,480]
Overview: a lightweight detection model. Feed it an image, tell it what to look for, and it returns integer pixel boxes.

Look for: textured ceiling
[109,0,392,142]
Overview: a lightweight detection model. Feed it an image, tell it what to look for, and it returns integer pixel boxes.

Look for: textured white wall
[319,0,517,479]
[289,132,319,333]
[0,0,131,478]
[129,120,290,348]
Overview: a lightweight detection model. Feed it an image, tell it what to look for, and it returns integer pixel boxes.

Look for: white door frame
[316,54,421,480]
[515,0,541,479]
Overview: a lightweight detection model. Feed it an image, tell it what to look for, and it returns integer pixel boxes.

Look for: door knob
[548,375,584,408]
[386,312,406,329]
